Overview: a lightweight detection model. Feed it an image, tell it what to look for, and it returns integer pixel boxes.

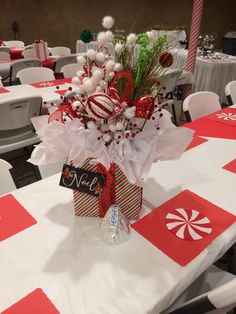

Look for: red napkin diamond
[185,136,208,151]
[132,190,236,266]
[55,89,67,96]
[0,87,10,94]
[0,194,37,241]
[2,288,59,313]
[206,108,236,126]
[223,159,236,174]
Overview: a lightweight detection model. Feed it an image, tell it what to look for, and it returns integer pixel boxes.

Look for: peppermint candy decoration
[87,93,115,120]
[165,208,212,241]
[216,112,236,121]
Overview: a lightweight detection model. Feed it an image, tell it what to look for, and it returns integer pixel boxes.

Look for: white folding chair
[225,81,236,106]
[0,46,10,54]
[10,58,41,85]
[183,91,221,121]
[61,63,83,78]
[0,159,16,196]
[158,69,183,125]
[0,52,10,61]
[0,95,42,154]
[16,67,55,84]
[166,266,236,314]
[5,40,25,48]
[54,55,78,73]
[50,46,71,56]
[22,49,36,59]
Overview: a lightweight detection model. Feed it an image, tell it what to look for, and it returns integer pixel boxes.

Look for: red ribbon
[97,162,116,218]
[48,103,78,123]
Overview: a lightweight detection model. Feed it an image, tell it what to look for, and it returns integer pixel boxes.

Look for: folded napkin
[2,288,59,313]
[132,190,236,266]
[0,87,10,94]
[0,194,37,241]
[223,159,236,174]
[206,108,236,126]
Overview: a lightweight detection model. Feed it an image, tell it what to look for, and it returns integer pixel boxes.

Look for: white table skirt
[171,49,236,103]
[1,134,236,313]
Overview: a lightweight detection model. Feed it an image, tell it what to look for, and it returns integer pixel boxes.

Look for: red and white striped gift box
[73,160,142,220]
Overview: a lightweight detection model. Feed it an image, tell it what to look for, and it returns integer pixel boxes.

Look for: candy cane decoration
[97,44,111,57]
[166,208,212,241]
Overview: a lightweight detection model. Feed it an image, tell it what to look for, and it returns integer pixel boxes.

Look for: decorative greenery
[80,29,93,43]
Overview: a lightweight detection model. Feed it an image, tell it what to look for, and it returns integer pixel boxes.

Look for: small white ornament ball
[86,49,97,60]
[83,79,96,94]
[97,32,108,45]
[77,55,86,65]
[102,16,115,29]
[124,106,136,118]
[127,33,137,45]
[115,43,124,55]
[96,52,106,63]
[105,60,115,73]
[87,121,96,129]
[109,124,116,132]
[103,134,112,142]
[105,30,114,41]
[146,31,154,42]
[114,63,123,72]
[116,122,124,131]
[71,76,80,85]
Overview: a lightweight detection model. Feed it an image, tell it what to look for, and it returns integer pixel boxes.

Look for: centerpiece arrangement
[29,16,193,223]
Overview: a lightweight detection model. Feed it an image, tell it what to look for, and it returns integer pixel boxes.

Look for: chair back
[0,46,10,54]
[0,52,10,61]
[168,278,236,314]
[225,80,236,106]
[54,55,78,73]
[10,58,41,82]
[159,69,183,97]
[0,76,3,87]
[0,159,16,196]
[61,63,83,78]
[50,46,71,56]
[5,40,25,48]
[183,91,221,121]
[16,67,55,84]
[25,44,33,50]
[22,49,36,59]
[0,95,42,131]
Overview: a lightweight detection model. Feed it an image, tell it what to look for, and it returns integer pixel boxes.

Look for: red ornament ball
[159,52,173,68]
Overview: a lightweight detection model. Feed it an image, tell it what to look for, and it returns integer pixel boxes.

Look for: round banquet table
[1,127,236,313]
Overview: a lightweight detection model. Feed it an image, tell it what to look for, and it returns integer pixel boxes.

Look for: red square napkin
[206,108,236,126]
[31,78,72,88]
[55,89,67,96]
[0,194,37,241]
[0,87,10,94]
[2,288,59,313]
[185,136,208,151]
[132,190,236,266]
[223,159,236,174]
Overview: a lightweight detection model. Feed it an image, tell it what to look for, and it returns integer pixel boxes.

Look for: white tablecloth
[1,132,236,313]
[172,49,236,103]
[151,30,186,47]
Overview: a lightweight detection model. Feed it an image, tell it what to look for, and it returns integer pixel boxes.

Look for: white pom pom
[99,80,107,89]
[97,32,108,45]
[115,43,124,55]
[96,52,106,63]
[114,63,123,72]
[146,31,154,42]
[72,100,82,110]
[102,16,115,29]
[71,76,80,85]
[103,134,112,142]
[109,72,115,80]
[105,60,115,73]
[109,124,116,132]
[105,30,114,41]
[76,70,84,78]
[87,121,96,129]
[116,122,124,131]
[127,33,137,45]
[77,55,86,65]
[86,49,97,60]
[93,69,103,81]
[64,90,72,97]
[77,86,84,94]
[124,106,136,118]
[83,79,95,94]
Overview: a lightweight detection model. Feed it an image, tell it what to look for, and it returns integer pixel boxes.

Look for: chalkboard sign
[59,164,106,198]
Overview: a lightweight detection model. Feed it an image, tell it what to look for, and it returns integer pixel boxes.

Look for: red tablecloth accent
[185,136,208,151]
[2,288,59,313]
[183,108,236,140]
[30,78,72,88]
[223,159,236,174]
[0,87,10,94]
[10,48,24,60]
[55,89,67,96]
[41,57,56,70]
[132,189,236,266]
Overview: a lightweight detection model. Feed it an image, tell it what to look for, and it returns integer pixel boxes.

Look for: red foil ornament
[132,96,155,119]
[159,52,173,68]
[111,71,134,103]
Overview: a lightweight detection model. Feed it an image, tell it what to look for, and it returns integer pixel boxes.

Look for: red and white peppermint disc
[165,208,212,241]
[216,112,236,121]
[87,93,114,120]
